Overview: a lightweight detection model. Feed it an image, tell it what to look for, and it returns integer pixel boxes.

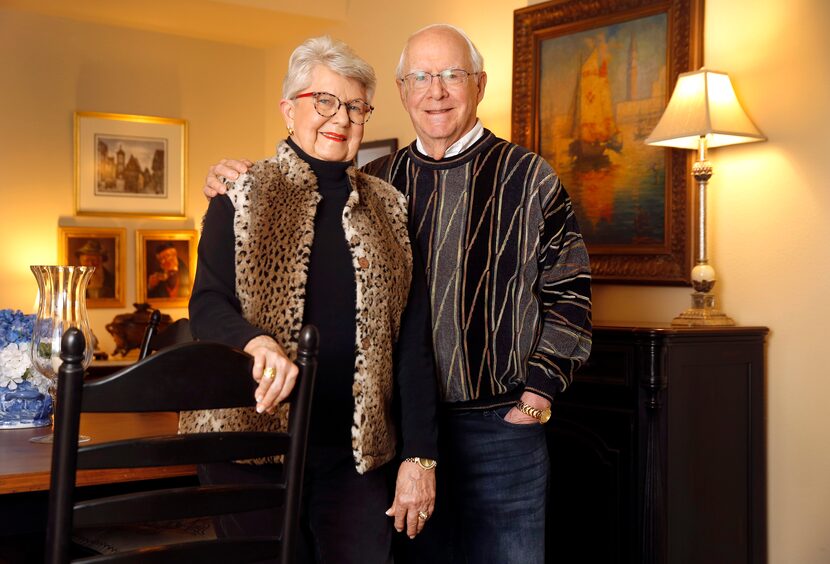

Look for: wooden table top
[0,412,196,495]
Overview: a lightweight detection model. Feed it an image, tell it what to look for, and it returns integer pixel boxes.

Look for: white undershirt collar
[416,119,484,159]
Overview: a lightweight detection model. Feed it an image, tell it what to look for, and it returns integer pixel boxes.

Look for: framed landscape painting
[74,112,187,218]
[136,230,197,308]
[513,0,703,284]
[58,226,126,308]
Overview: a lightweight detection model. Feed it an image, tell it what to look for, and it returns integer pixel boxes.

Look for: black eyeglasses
[400,69,479,92]
[294,91,374,125]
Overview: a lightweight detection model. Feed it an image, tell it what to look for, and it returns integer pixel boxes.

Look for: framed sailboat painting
[512,0,704,284]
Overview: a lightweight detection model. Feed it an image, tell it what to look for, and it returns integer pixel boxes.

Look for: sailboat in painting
[569,38,623,167]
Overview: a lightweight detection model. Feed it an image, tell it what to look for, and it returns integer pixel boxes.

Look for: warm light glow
[473,23,516,139]
[645,68,766,149]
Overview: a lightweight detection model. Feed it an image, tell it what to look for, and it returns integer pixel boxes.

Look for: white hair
[282,36,377,100]
[395,24,484,79]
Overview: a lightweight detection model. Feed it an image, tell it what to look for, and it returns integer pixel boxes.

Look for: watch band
[516,400,552,424]
[404,457,437,470]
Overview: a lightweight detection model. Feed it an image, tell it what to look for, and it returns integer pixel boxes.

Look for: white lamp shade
[645,69,766,149]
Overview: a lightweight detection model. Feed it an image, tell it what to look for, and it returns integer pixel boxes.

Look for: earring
[287,127,295,137]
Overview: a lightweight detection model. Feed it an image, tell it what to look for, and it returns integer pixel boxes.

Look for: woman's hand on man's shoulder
[204,158,253,198]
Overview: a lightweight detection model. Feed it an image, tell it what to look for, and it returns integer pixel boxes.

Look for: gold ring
[418,511,429,521]
[263,367,276,380]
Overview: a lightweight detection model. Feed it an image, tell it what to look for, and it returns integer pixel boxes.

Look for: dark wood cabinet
[546,323,767,564]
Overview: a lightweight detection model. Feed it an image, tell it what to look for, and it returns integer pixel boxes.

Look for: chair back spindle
[45,329,86,564]
[281,325,319,559]
[137,309,163,360]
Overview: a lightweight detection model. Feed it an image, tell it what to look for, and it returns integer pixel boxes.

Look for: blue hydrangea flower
[0,309,52,427]
[0,309,35,348]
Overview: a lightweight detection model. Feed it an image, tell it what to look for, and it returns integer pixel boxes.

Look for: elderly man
[202,24,591,563]
[147,242,191,299]
[75,239,115,299]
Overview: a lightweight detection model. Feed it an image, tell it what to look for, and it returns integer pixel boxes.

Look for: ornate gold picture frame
[513,0,704,284]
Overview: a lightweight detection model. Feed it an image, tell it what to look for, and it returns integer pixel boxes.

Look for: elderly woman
[186,36,438,563]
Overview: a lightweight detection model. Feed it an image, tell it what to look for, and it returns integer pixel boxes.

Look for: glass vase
[29,265,95,443]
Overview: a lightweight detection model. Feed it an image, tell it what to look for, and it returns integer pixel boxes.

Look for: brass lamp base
[671,292,735,326]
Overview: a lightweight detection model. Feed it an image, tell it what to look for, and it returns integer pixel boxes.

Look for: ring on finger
[418,510,429,521]
[263,367,276,380]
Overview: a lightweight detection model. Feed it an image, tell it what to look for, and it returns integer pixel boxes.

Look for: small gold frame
[136,229,197,308]
[58,226,127,308]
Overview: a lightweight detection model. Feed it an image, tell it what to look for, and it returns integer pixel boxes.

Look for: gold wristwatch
[515,400,552,424]
[404,457,437,470]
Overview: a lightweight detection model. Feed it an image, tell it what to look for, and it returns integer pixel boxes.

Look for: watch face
[419,458,437,469]
[539,409,552,424]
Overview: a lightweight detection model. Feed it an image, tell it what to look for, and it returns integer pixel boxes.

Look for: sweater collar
[408,129,495,170]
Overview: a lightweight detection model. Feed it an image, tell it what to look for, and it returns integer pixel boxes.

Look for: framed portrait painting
[136,230,197,308]
[58,226,126,308]
[513,0,704,284]
[74,112,187,218]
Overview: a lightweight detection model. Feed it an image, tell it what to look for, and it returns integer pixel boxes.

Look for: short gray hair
[282,36,377,101]
[395,24,484,79]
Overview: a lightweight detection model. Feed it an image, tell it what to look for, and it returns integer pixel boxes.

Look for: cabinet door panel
[547,404,638,564]
[667,358,754,564]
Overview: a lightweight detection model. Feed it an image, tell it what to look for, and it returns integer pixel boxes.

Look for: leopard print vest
[180,142,412,473]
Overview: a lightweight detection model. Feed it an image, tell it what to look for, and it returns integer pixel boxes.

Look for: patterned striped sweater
[363,130,592,406]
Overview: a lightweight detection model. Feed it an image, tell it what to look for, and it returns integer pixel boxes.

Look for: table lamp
[645,68,765,326]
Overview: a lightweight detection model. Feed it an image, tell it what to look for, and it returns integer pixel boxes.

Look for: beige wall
[1,0,828,561]
[703,1,830,560]
[0,8,266,353]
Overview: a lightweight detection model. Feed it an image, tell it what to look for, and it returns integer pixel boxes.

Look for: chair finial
[60,327,86,365]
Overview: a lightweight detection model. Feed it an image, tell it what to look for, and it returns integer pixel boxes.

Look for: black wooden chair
[45,325,319,563]
[138,310,192,360]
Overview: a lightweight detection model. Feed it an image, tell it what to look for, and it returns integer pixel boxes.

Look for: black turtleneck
[286,138,356,447]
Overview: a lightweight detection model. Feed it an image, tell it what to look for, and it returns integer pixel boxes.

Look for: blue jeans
[397,405,549,563]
